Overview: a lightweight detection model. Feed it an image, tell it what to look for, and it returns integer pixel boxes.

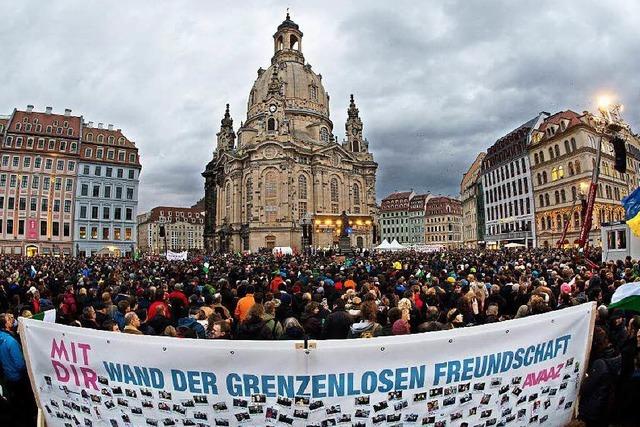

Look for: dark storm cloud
[1,0,638,210]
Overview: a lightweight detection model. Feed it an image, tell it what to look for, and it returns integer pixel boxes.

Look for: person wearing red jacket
[147,290,171,321]
[270,274,284,294]
[168,283,189,308]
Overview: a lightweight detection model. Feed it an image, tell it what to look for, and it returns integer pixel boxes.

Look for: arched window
[540,151,545,162]
[534,153,539,165]
[556,214,562,230]
[571,186,577,201]
[568,163,575,176]
[320,127,329,143]
[265,171,278,222]
[245,177,253,222]
[540,217,546,230]
[554,144,560,157]
[539,194,544,207]
[276,35,284,51]
[546,216,552,229]
[537,173,542,186]
[330,178,339,202]
[555,191,560,204]
[309,85,318,100]
[542,171,548,183]
[571,138,577,151]
[353,184,361,213]
[545,193,550,206]
[561,189,566,203]
[97,134,104,143]
[225,182,231,220]
[551,167,558,181]
[558,166,564,179]
[298,175,307,199]
[548,147,554,159]
[86,133,93,142]
[267,118,276,131]
[290,35,299,50]
[575,160,581,174]
[564,140,570,153]
[574,211,580,229]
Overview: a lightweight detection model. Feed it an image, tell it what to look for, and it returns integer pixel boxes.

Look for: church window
[298,175,307,200]
[575,160,581,174]
[320,127,329,143]
[554,144,560,157]
[265,172,278,222]
[558,166,564,178]
[309,85,318,101]
[245,177,253,222]
[571,138,577,151]
[330,178,339,203]
[267,118,276,132]
[551,167,558,181]
[548,147,554,159]
[564,140,570,153]
[225,183,231,220]
[353,184,361,214]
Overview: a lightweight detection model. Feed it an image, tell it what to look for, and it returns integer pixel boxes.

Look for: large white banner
[166,250,188,261]
[20,303,595,427]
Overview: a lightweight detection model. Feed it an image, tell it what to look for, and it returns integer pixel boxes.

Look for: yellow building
[529,110,632,248]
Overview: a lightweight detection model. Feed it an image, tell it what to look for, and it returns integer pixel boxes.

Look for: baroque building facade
[529,110,633,248]
[460,152,485,248]
[424,196,463,249]
[74,122,141,257]
[379,191,430,245]
[137,206,205,254]
[203,14,377,252]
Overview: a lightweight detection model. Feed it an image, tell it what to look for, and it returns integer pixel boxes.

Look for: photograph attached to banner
[19,303,595,427]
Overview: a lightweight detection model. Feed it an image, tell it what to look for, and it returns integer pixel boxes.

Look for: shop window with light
[102,227,110,240]
[114,228,121,240]
[91,227,98,239]
[125,228,132,240]
[79,226,86,239]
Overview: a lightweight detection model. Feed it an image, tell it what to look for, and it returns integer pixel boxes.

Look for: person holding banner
[0,312,35,426]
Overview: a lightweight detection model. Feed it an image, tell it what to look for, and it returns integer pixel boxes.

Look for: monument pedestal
[339,236,351,254]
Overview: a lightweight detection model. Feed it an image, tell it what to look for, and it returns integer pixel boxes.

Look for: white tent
[504,242,526,248]
[387,239,407,251]
[374,239,392,251]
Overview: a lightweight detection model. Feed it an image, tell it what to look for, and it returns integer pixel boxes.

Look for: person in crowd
[0,312,35,426]
[123,311,143,335]
[579,326,622,426]
[322,298,354,339]
[235,285,255,322]
[348,300,382,338]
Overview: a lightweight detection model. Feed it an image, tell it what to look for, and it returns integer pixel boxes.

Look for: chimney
[87,121,93,128]
[108,124,113,131]
[98,123,103,129]
[45,106,52,114]
[26,105,34,113]
[64,108,71,116]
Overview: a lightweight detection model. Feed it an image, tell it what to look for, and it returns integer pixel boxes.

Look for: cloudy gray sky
[1,0,639,211]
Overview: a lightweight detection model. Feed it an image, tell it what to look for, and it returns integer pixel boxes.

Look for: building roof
[82,124,137,149]
[425,196,462,215]
[408,194,429,211]
[536,110,584,140]
[380,191,413,212]
[140,206,205,224]
[9,108,82,139]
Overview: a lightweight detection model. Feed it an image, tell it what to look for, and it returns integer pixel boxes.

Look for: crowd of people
[0,248,639,426]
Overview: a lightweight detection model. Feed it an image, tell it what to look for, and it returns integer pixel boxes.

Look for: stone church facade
[202,14,378,252]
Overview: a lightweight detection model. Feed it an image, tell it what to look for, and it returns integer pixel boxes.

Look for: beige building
[460,153,485,248]
[137,206,204,254]
[425,196,463,249]
[529,110,634,248]
[202,14,377,252]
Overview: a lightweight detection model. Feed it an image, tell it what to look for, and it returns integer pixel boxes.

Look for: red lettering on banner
[49,339,98,390]
[523,362,565,388]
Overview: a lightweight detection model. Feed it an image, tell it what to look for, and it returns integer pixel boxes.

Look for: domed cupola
[272,12,304,65]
